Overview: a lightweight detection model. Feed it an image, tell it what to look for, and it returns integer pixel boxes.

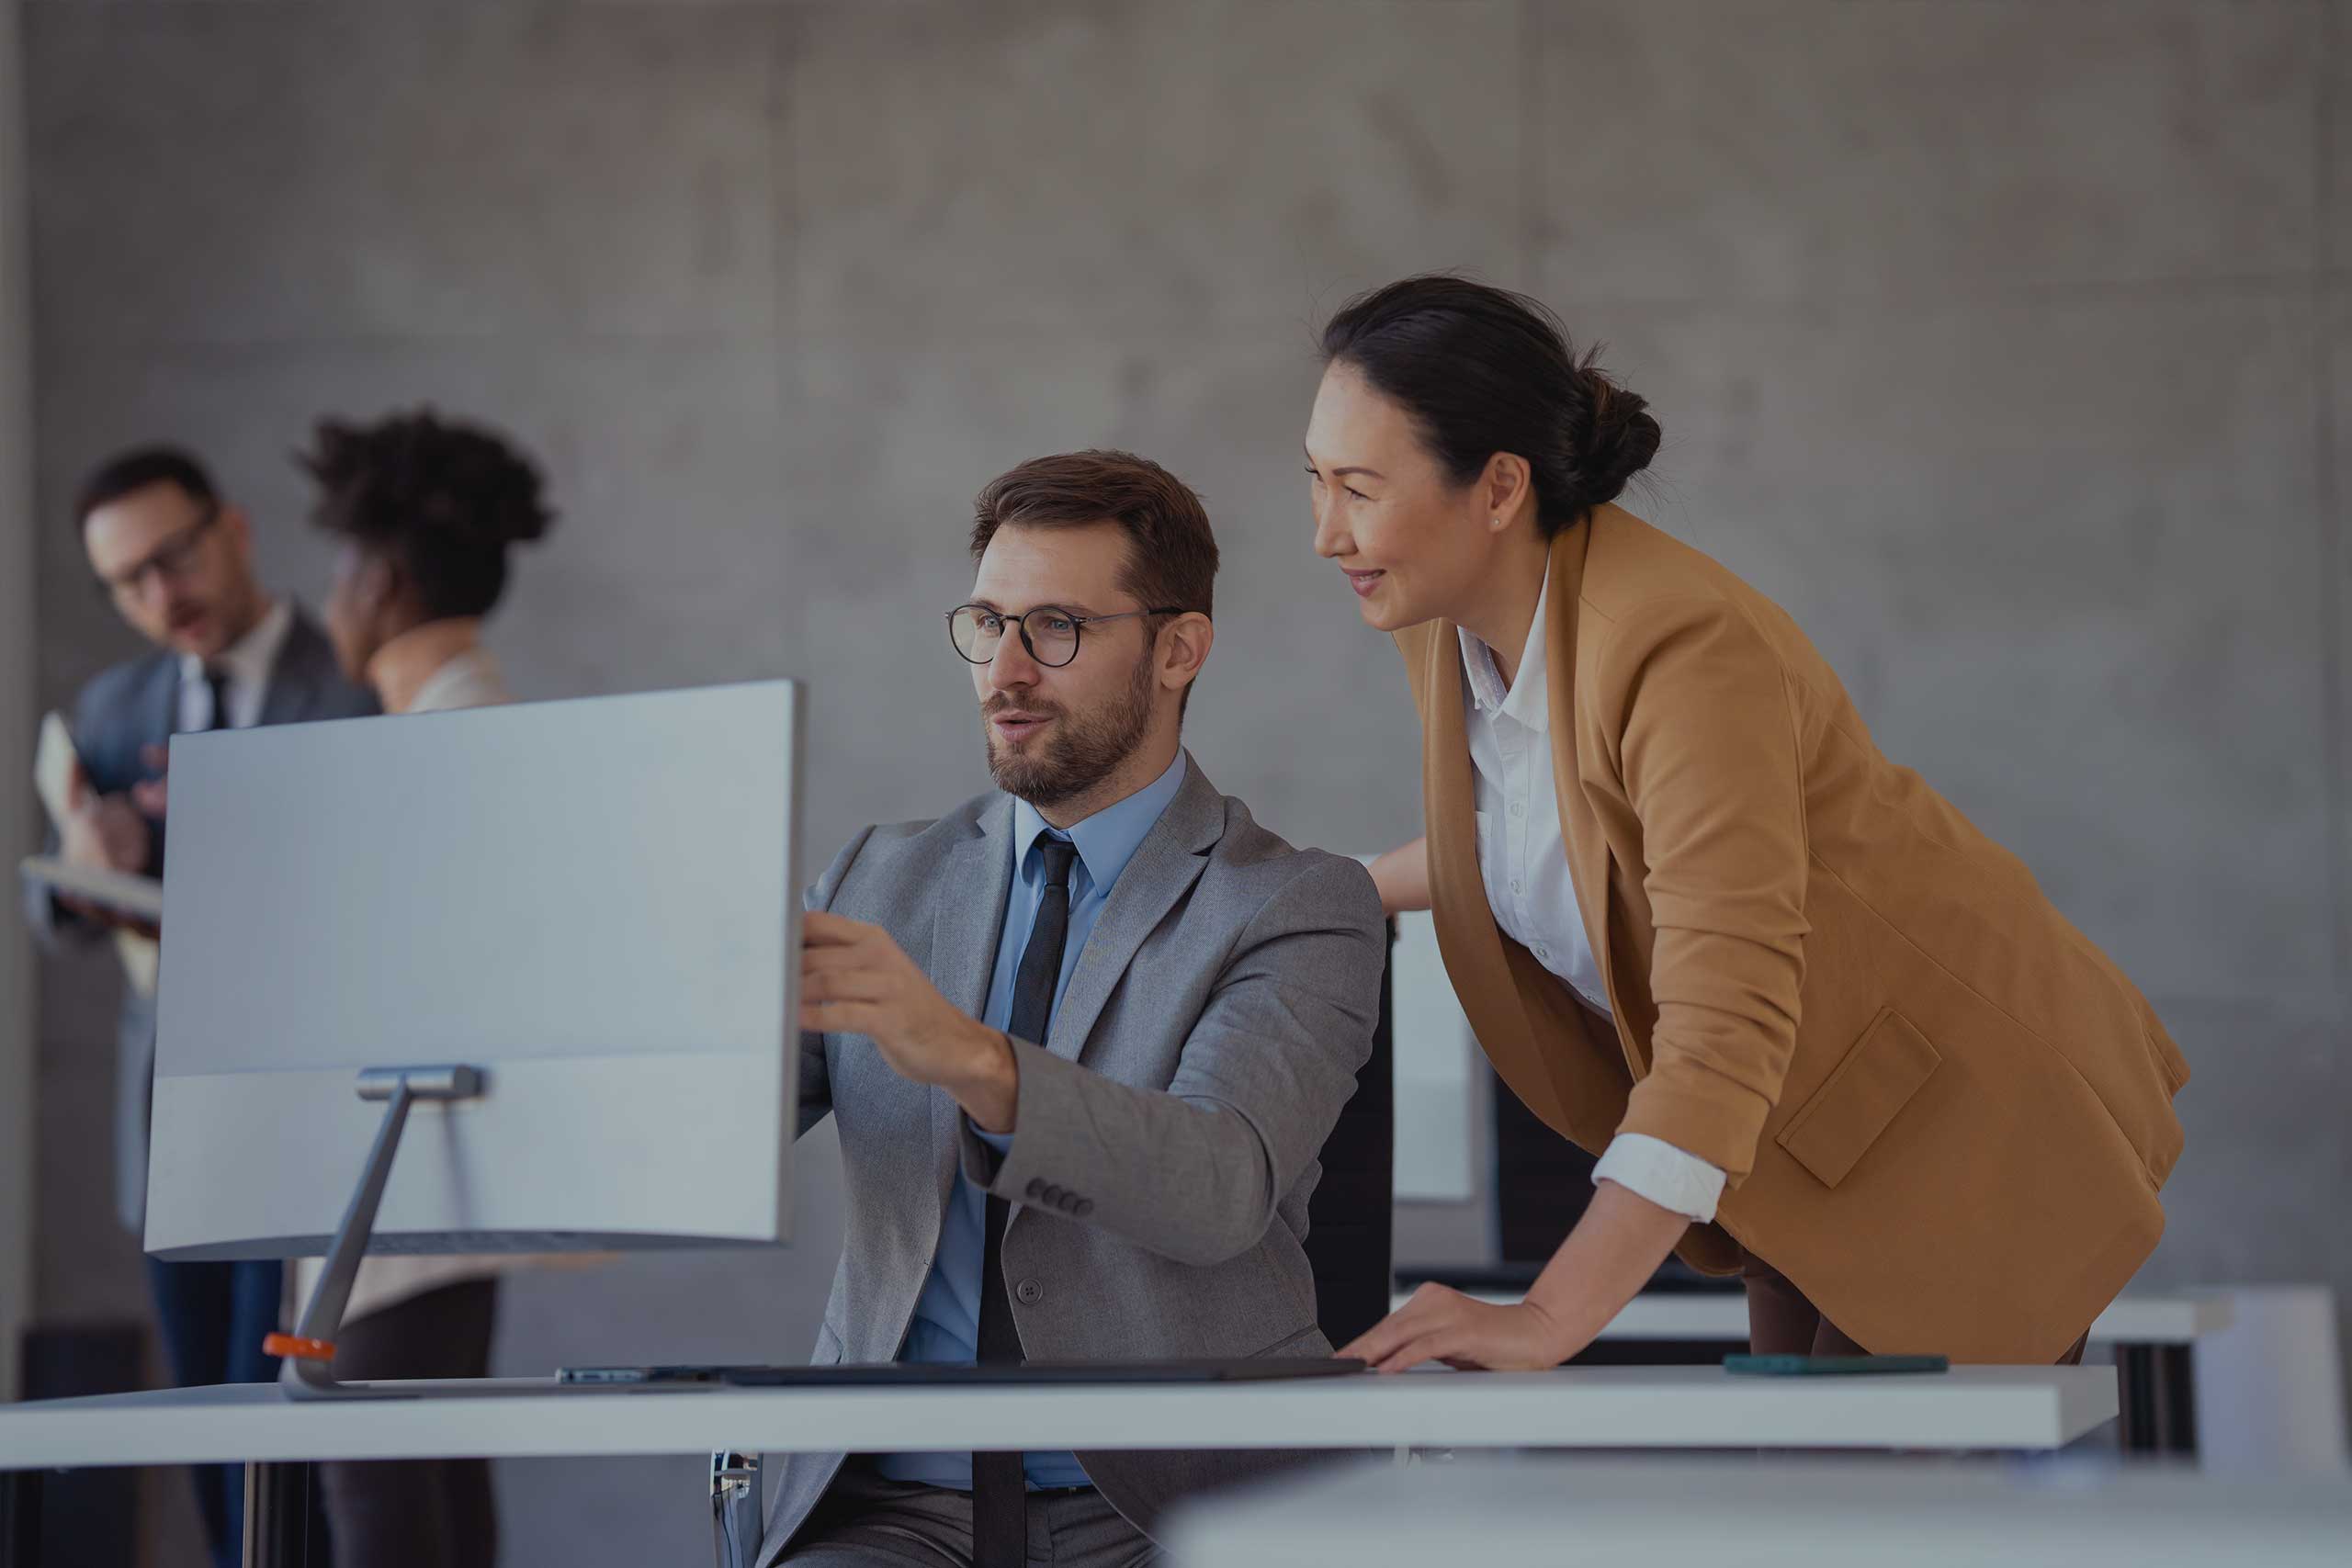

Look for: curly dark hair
[299,408,555,620]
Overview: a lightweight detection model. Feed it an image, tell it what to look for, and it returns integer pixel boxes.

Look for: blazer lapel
[138,658,179,754]
[1540,517,1625,1028]
[1043,756,1217,1065]
[259,612,330,727]
[1418,624,1563,1122]
[132,660,180,875]
[932,799,1014,1018]
[929,799,1014,1199]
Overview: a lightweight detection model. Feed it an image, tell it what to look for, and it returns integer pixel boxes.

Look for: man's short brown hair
[968,449,1218,622]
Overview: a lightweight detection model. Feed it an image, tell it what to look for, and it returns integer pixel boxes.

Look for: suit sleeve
[1597,595,1811,1183]
[960,856,1385,1267]
[794,826,876,1137]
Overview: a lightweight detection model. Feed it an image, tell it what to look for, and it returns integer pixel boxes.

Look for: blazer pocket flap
[1774,1009,1940,1189]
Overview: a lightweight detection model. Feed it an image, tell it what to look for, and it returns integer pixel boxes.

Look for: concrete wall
[0,0,32,1409]
[16,1,2348,1562]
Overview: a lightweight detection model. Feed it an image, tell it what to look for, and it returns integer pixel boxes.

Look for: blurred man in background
[24,445,376,1568]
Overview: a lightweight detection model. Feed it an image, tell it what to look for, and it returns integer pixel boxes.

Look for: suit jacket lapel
[1043,756,1217,1065]
[132,660,180,876]
[135,658,178,759]
[930,798,1014,1199]
[1541,517,1623,1025]
[258,612,329,727]
[1417,622,1566,1122]
[933,799,1013,1018]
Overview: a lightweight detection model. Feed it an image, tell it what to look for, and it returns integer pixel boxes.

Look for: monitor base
[269,1066,490,1399]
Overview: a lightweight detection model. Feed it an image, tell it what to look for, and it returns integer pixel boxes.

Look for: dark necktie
[974,835,1079,1568]
[200,668,232,732]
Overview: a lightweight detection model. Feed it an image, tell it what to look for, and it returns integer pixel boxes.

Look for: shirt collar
[1010,749,1189,897]
[368,617,488,715]
[1456,561,1552,733]
[183,596,292,694]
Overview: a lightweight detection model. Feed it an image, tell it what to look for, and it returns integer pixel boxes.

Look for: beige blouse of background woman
[292,623,559,1327]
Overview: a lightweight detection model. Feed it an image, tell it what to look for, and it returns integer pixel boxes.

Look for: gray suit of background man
[29,606,368,1233]
[22,446,375,1568]
[762,451,1384,1568]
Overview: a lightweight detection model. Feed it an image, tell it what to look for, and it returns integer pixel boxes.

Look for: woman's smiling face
[1304,361,1505,634]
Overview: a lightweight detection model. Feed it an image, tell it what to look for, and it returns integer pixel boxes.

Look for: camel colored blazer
[1398,505,2188,1361]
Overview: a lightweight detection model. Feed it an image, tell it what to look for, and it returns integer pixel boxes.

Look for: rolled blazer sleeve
[1598,595,1811,1182]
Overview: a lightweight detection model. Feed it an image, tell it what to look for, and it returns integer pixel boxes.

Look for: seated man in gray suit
[25,446,376,1568]
[764,450,1385,1568]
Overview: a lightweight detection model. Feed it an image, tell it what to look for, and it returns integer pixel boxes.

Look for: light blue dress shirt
[876,750,1190,1491]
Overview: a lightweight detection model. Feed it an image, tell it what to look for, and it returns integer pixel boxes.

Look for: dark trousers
[786,1460,1157,1567]
[318,1278,500,1568]
[145,1256,285,1568]
[1741,1249,2089,1365]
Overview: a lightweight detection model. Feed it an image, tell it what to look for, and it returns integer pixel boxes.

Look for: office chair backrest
[1304,922,1395,1350]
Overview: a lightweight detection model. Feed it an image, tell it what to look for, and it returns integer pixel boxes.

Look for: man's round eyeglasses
[93,505,220,602]
[946,604,1187,669]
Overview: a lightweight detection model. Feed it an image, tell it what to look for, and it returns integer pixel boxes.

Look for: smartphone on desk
[1724,1353,1950,1376]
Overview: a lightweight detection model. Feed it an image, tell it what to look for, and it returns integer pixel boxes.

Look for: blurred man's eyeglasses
[946,603,1186,669]
[94,506,220,602]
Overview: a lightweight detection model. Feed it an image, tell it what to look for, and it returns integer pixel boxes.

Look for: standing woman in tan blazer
[1312,276,2188,1373]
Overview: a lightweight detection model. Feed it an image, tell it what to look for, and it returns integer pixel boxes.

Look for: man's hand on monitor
[799,910,1020,1132]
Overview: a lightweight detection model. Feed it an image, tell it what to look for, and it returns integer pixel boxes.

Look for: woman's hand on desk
[1337,1282,1577,1374]
[1339,1181,1691,1373]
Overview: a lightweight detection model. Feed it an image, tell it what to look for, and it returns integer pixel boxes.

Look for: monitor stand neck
[271,1065,484,1400]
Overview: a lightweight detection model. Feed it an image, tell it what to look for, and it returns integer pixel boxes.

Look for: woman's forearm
[1368,835,1430,915]
[1522,1179,1692,1355]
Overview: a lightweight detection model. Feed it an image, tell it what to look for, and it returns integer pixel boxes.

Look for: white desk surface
[0,1366,2115,1471]
[1160,1454,2352,1568]
[1391,1289,2236,1346]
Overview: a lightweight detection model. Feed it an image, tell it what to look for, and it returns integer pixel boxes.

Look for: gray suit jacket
[23,608,378,1231]
[758,755,1385,1562]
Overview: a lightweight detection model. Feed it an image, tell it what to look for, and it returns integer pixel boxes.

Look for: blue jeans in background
[144,1256,284,1568]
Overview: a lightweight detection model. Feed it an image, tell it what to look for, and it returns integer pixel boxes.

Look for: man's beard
[983,649,1157,810]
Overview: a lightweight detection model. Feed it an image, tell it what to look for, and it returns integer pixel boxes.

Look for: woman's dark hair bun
[1574,359,1662,509]
[1319,274,1658,538]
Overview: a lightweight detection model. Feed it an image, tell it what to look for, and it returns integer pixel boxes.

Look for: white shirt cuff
[1592,1133,1725,1224]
